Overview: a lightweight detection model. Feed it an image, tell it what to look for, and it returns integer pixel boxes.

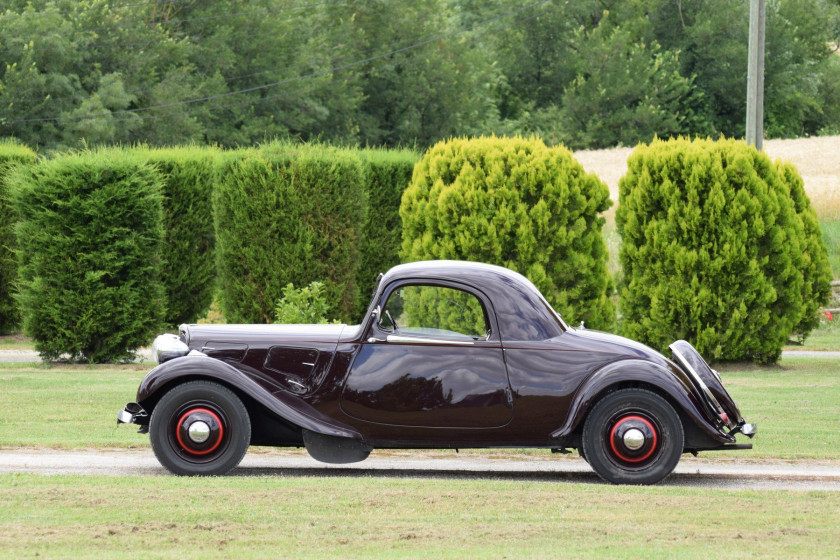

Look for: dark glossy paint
[136,261,735,450]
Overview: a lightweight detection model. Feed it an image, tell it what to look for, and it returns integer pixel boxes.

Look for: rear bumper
[731,421,757,439]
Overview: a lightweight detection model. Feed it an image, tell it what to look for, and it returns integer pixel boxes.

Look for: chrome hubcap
[623,428,645,450]
[188,421,211,443]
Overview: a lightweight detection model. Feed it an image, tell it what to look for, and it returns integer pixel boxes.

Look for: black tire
[149,380,251,476]
[582,388,683,485]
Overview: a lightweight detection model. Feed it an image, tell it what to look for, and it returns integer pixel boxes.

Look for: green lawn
[784,319,840,351]
[0,333,34,350]
[0,474,837,559]
[1,358,838,460]
[1,358,838,558]
[0,363,150,449]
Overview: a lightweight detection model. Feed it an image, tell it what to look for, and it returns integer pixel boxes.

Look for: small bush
[143,146,218,326]
[274,282,338,324]
[354,148,419,318]
[616,137,828,363]
[0,139,37,334]
[9,149,165,362]
[400,136,615,329]
[215,142,366,323]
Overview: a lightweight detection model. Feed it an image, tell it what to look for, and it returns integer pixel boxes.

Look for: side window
[379,284,490,340]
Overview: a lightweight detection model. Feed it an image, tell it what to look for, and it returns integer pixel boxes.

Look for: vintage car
[118,260,755,484]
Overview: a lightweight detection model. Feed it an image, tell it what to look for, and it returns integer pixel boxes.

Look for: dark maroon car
[118,261,755,484]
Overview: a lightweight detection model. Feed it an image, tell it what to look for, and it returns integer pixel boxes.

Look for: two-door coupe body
[118,261,755,484]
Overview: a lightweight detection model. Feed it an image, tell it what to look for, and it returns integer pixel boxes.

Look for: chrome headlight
[152,333,189,364]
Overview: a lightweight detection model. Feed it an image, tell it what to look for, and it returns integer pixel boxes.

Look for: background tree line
[2,0,839,152]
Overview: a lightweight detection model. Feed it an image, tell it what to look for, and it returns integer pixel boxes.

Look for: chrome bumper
[117,402,148,426]
[730,421,757,439]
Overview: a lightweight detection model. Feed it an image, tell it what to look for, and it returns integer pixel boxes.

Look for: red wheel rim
[175,407,224,456]
[609,415,658,463]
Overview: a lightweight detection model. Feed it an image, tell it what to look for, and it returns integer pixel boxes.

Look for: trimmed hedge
[0,139,37,334]
[400,136,615,330]
[143,146,218,326]
[9,149,165,362]
[616,137,829,363]
[214,142,367,323]
[354,148,419,318]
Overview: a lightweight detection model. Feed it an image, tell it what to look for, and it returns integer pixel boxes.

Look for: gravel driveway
[2,449,839,491]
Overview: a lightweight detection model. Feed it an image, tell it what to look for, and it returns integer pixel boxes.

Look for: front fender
[137,356,362,440]
[551,358,733,444]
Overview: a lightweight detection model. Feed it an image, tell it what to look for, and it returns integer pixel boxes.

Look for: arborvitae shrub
[776,161,832,339]
[143,146,218,326]
[9,149,165,362]
[616,137,827,363]
[0,139,37,334]
[214,142,366,323]
[354,148,419,318]
[401,136,615,329]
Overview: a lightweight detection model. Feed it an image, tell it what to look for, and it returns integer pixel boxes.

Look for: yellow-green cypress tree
[401,136,615,330]
[617,137,827,363]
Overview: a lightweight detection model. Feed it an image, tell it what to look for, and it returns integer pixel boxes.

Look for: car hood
[180,323,347,350]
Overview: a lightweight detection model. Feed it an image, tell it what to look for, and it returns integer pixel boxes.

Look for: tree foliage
[0,139,37,334]
[8,148,165,362]
[616,137,830,363]
[2,1,837,151]
[401,136,615,330]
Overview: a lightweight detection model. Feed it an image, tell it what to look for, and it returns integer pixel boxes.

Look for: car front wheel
[149,380,251,476]
[582,388,683,485]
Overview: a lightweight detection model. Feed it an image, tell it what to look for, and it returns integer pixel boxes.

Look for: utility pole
[745,0,766,150]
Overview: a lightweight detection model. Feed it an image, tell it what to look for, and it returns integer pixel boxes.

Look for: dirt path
[2,449,838,491]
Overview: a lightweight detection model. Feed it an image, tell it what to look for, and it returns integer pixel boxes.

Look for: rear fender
[551,359,733,444]
[137,356,362,440]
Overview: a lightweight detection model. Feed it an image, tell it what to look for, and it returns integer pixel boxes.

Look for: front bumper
[117,402,148,432]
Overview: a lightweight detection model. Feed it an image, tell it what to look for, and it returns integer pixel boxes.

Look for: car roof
[378,260,567,341]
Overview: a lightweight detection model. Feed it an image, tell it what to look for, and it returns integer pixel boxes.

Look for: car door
[340,280,513,429]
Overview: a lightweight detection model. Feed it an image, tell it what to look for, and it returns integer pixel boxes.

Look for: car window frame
[368,279,499,344]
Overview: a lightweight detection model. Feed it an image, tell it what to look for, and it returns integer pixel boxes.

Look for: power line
[4,0,550,126]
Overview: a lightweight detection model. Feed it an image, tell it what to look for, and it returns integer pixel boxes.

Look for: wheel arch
[551,359,733,446]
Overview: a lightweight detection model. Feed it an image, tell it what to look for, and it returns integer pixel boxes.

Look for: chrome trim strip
[386,335,474,346]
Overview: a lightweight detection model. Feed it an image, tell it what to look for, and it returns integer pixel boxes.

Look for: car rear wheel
[149,380,251,476]
[582,388,683,485]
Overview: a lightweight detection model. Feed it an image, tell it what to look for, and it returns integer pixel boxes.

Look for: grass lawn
[784,318,840,352]
[0,473,837,559]
[1,358,838,460]
[0,333,34,351]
